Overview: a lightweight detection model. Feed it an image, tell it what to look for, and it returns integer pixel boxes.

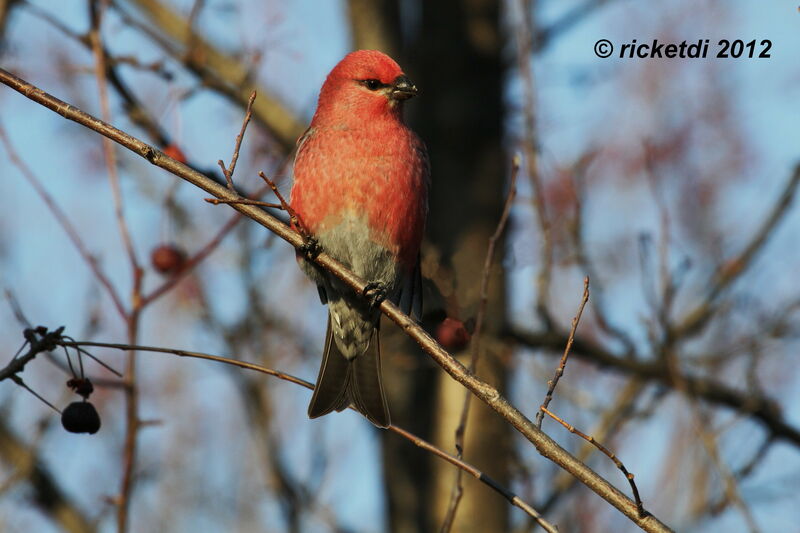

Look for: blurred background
[0,1,799,532]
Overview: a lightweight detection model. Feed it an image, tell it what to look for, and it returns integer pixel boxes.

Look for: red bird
[290,50,428,427]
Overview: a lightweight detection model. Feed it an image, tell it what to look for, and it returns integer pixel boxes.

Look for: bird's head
[314,50,418,124]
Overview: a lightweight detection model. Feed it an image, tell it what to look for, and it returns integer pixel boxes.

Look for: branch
[87,5,143,532]
[90,0,140,274]
[218,90,256,189]
[116,0,305,150]
[513,0,553,327]
[671,164,800,339]
[0,327,64,383]
[508,329,800,446]
[0,124,127,318]
[0,418,96,533]
[536,277,589,428]
[60,339,555,529]
[0,68,673,533]
[542,406,645,518]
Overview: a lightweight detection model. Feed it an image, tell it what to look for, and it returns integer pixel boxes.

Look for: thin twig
[536,277,590,428]
[204,197,282,208]
[4,289,32,329]
[0,68,673,532]
[88,4,140,532]
[59,339,557,530]
[218,90,257,189]
[257,170,315,242]
[671,165,800,339]
[570,159,636,353]
[0,124,127,318]
[514,0,553,327]
[440,155,519,533]
[538,379,647,517]
[90,0,139,274]
[9,375,62,414]
[63,336,123,377]
[257,171,295,217]
[0,326,65,383]
[542,406,646,518]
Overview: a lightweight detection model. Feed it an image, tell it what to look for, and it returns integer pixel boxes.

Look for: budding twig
[219,90,257,189]
[536,277,590,428]
[542,406,646,518]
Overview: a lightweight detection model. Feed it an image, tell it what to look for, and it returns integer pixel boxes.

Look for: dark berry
[61,401,101,434]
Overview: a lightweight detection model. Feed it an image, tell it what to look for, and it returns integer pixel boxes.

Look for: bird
[289,50,429,428]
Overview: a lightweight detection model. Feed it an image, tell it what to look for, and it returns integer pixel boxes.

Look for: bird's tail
[307,316,390,428]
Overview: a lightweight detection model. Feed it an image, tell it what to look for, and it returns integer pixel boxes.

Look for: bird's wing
[395,254,423,321]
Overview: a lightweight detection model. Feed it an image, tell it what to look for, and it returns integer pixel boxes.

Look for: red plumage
[290,50,429,427]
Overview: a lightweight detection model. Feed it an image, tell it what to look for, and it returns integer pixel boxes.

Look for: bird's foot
[363,282,388,311]
[299,236,321,259]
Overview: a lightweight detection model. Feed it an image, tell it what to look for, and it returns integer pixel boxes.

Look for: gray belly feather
[298,213,401,360]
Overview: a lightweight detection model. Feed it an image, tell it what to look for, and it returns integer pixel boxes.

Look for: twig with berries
[58,337,555,528]
[1,326,119,435]
[0,326,65,383]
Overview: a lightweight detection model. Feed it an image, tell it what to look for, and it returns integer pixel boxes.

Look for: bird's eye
[362,79,383,91]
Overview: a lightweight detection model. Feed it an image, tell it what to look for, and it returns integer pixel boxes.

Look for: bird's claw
[299,236,321,259]
[363,282,388,311]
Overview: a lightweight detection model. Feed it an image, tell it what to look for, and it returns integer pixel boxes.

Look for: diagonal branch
[0,418,96,533]
[536,277,590,428]
[116,0,305,150]
[0,124,127,318]
[0,68,673,533]
[671,165,800,340]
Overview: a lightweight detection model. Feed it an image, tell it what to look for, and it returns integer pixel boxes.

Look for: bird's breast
[290,123,428,270]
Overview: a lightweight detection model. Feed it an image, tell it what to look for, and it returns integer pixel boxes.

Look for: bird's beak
[391,75,418,100]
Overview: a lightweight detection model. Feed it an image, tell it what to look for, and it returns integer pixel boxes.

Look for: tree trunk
[348,1,511,531]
